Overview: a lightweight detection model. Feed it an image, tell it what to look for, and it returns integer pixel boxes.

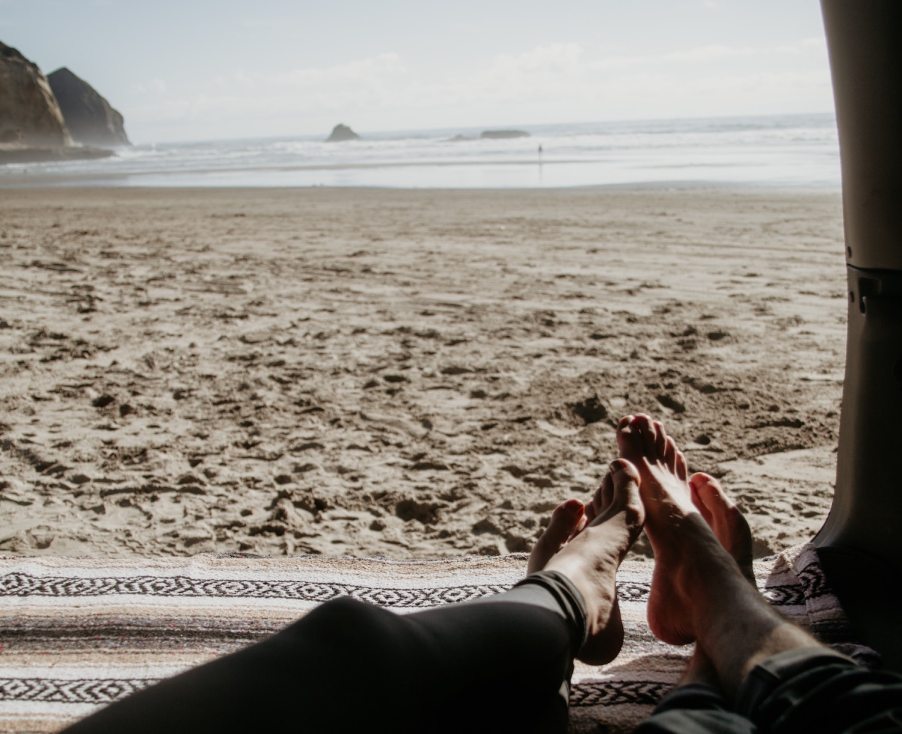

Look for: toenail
[563,499,584,514]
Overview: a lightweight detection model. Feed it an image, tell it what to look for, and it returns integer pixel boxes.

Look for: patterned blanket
[0,544,870,733]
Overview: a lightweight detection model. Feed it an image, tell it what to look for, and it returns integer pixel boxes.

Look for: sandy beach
[0,186,846,560]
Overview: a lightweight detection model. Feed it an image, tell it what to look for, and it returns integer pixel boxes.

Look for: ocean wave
[0,113,839,189]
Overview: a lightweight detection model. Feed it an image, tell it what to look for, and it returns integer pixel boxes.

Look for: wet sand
[0,186,846,559]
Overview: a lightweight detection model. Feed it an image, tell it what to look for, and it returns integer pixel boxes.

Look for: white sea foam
[0,113,839,188]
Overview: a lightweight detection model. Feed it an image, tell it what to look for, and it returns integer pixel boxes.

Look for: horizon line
[130,110,836,148]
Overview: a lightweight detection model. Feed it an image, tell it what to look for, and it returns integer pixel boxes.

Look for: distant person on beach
[64,415,902,733]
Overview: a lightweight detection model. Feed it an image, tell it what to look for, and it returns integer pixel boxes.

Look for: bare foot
[616,414,707,645]
[689,473,754,584]
[680,472,755,685]
[617,416,819,698]
[530,459,645,664]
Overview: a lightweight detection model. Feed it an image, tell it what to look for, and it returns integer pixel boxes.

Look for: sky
[0,0,835,144]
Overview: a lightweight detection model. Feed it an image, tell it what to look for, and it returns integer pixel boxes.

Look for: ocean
[0,113,839,189]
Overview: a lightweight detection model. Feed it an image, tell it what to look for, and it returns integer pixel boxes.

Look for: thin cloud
[124,39,833,141]
[591,37,828,70]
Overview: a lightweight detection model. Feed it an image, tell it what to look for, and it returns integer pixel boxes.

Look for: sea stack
[480,129,530,139]
[326,123,360,142]
[0,41,71,147]
[48,67,130,148]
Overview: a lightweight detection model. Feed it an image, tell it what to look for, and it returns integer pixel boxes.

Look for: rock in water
[48,67,130,147]
[0,41,71,147]
[325,123,360,142]
[479,129,530,139]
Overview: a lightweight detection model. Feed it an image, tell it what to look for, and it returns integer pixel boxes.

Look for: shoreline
[0,112,839,190]
[0,146,113,166]
[0,180,841,193]
[0,186,846,559]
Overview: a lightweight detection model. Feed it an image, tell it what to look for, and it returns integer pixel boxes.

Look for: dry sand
[0,186,846,560]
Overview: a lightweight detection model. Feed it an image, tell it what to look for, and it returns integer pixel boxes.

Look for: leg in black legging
[61,572,582,734]
[62,460,646,734]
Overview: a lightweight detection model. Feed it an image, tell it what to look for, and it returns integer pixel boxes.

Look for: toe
[584,496,597,525]
[616,415,645,463]
[528,499,585,572]
[675,449,688,481]
[663,436,677,471]
[689,480,714,525]
[653,420,667,457]
[586,473,612,525]
[689,472,731,511]
[633,414,657,458]
[587,469,618,526]
[601,470,615,509]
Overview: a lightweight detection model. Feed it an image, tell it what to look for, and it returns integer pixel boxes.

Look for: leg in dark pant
[635,683,756,733]
[61,573,584,734]
[739,648,902,733]
[638,648,902,734]
[62,455,646,734]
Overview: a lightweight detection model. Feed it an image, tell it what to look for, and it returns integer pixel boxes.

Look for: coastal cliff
[48,67,130,148]
[0,41,71,147]
[0,42,118,164]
